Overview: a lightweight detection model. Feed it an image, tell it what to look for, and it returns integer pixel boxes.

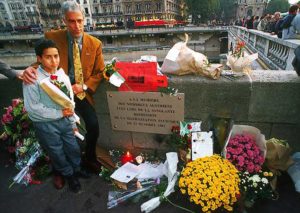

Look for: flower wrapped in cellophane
[226,40,258,75]
[39,68,84,140]
[1,98,50,187]
[179,155,240,212]
[224,125,266,173]
[161,34,222,79]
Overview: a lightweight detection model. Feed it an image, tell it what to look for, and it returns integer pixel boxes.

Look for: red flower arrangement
[226,134,264,173]
[232,40,246,58]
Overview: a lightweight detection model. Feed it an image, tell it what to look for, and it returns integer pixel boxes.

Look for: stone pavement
[1,148,300,213]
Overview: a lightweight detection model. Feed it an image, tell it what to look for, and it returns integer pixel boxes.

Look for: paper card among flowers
[179,121,202,136]
[109,72,125,87]
[191,131,213,160]
[110,162,140,183]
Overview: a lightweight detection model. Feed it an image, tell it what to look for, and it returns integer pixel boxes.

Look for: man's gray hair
[62,1,85,17]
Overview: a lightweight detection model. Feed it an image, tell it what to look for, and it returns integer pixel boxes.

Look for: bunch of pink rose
[226,134,264,173]
[1,98,33,153]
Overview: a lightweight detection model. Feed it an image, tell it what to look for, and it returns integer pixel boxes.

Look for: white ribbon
[141,152,178,213]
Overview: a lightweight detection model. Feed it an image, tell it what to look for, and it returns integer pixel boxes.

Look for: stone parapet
[229,26,300,70]
[1,70,299,151]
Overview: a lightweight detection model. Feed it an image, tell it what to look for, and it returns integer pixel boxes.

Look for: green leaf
[4,125,12,136]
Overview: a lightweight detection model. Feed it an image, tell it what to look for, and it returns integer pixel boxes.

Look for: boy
[23,39,87,193]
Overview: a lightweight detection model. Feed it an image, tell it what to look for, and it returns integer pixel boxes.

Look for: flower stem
[162,195,195,213]
[8,181,15,189]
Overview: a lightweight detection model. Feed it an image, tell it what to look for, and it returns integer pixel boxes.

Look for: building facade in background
[0,0,184,31]
[236,0,268,19]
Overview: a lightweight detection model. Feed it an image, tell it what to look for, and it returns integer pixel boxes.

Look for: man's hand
[23,67,37,84]
[62,108,74,117]
[72,83,84,95]
[16,72,23,81]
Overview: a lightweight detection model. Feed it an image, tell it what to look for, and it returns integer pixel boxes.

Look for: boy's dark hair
[289,5,299,14]
[34,39,58,57]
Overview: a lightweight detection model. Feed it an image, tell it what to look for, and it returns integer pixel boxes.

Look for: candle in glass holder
[121,151,134,164]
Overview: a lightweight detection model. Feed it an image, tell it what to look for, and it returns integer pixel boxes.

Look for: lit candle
[121,151,134,165]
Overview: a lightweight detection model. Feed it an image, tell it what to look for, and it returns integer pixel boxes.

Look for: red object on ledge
[121,151,134,165]
[115,61,168,92]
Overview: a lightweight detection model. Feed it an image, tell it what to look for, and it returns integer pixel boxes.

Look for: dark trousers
[75,97,99,161]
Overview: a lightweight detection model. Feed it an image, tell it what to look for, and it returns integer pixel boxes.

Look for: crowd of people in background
[234,4,300,40]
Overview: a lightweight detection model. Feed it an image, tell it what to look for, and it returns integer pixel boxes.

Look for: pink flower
[238,155,245,163]
[12,98,21,107]
[226,153,231,159]
[1,113,13,124]
[247,150,253,157]
[226,133,264,173]
[6,106,13,114]
[238,160,244,167]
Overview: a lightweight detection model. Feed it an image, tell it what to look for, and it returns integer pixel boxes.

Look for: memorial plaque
[107,91,184,134]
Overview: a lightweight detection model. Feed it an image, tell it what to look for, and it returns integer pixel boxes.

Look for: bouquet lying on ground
[179,155,240,212]
[1,98,50,186]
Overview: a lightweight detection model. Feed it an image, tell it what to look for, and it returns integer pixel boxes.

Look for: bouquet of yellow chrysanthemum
[179,155,240,212]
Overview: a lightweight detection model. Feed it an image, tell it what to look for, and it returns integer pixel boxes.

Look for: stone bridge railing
[228,26,300,70]
[1,70,300,152]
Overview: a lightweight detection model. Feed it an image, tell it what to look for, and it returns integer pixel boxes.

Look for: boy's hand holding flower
[62,108,74,117]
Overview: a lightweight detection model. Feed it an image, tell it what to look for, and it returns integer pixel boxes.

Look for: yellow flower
[180,189,186,194]
[179,155,240,212]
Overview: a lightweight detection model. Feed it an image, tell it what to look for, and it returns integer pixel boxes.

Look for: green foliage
[266,0,290,14]
[168,125,191,150]
[99,166,113,182]
[219,0,236,22]
[158,87,178,96]
[185,0,220,23]
[32,155,51,181]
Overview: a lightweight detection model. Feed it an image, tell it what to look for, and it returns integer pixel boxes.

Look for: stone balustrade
[228,26,300,70]
[1,70,299,152]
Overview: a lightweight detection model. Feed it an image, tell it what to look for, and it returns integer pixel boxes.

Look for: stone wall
[1,70,300,152]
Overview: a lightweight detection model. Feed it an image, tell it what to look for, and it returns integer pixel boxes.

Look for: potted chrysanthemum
[179,155,240,212]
